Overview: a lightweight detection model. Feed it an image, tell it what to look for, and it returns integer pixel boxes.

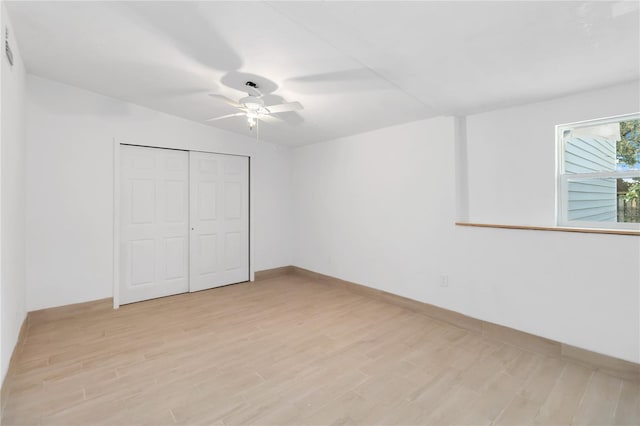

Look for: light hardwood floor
[1,273,638,425]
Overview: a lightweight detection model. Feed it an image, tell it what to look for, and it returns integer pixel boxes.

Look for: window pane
[563,119,640,173]
[617,118,640,171]
[567,177,640,223]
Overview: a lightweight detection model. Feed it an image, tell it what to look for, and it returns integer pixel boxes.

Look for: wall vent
[5,27,14,66]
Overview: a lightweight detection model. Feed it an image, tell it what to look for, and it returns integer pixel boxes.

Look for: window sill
[455,222,640,236]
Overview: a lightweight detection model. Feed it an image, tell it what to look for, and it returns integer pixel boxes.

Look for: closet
[119,145,249,304]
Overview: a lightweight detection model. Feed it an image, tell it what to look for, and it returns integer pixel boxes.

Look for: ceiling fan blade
[208,94,242,109]
[206,112,245,122]
[266,101,304,114]
[260,114,283,124]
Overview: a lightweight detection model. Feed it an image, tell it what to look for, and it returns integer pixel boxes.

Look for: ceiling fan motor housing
[239,96,265,111]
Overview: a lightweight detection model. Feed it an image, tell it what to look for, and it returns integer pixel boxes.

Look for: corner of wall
[1,1,28,384]
[453,116,469,222]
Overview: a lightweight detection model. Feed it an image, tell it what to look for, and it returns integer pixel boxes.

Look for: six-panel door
[189,151,249,292]
[119,145,190,304]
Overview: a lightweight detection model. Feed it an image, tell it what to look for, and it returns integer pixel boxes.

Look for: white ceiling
[6,1,640,146]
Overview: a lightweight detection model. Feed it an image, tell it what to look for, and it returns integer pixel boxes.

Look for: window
[557,113,640,230]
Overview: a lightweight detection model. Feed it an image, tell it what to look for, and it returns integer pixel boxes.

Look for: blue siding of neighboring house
[565,136,617,222]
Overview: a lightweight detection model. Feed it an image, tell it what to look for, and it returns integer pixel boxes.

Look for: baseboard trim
[290,266,640,382]
[1,314,29,413]
[28,298,113,327]
[254,266,295,281]
[7,268,638,383]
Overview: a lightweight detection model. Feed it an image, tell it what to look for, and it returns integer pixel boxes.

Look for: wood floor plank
[613,381,640,425]
[494,394,543,426]
[1,275,636,425]
[534,363,593,425]
[423,384,479,424]
[454,371,526,425]
[572,371,622,425]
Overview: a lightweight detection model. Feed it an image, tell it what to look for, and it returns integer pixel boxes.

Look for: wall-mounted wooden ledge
[456,222,640,236]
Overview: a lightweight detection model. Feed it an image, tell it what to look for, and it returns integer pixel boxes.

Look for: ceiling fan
[207,81,303,130]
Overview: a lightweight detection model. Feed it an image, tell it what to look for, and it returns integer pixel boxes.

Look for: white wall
[292,117,458,298]
[292,82,640,363]
[1,2,27,382]
[26,75,293,311]
[466,81,639,226]
[460,80,640,362]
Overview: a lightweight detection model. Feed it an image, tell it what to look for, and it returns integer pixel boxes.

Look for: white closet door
[120,145,189,304]
[189,151,249,292]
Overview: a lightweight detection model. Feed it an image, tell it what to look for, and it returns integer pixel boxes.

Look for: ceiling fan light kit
[207,81,303,131]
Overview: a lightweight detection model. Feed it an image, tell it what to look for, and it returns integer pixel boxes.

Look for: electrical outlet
[440,275,449,287]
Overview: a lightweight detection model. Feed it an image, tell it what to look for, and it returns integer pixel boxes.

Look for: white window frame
[557,112,640,231]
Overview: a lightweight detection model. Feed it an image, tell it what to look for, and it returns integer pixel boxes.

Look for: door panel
[129,239,155,285]
[120,145,189,304]
[190,152,249,292]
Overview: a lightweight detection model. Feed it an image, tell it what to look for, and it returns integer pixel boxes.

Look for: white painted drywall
[6,1,640,146]
[292,83,640,363]
[466,81,640,226]
[25,75,293,311]
[292,117,459,301]
[1,2,27,383]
